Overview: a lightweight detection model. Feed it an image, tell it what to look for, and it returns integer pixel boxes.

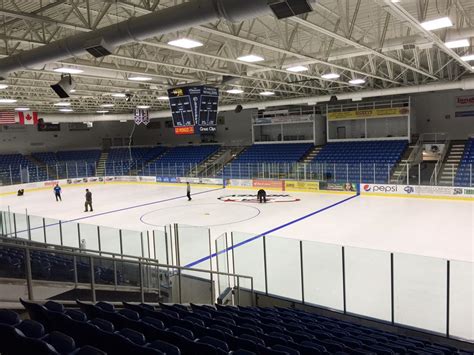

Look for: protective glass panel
[394,253,447,334]
[232,232,265,293]
[345,246,391,321]
[266,236,301,301]
[98,226,121,254]
[215,233,230,298]
[176,224,211,273]
[61,222,79,248]
[28,215,45,243]
[153,228,169,264]
[78,223,99,252]
[450,260,474,341]
[14,212,29,239]
[44,218,61,245]
[302,240,343,310]
[121,229,143,258]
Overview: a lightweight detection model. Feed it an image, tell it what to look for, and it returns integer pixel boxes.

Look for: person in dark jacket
[54,184,62,201]
[257,189,267,203]
[186,182,192,201]
[84,189,93,212]
[17,189,24,196]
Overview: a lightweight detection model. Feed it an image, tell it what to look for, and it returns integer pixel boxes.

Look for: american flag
[0,111,15,125]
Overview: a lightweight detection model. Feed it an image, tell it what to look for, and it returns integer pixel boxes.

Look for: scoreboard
[167,86,219,135]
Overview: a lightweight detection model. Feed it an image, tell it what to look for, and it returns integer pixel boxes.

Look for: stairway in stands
[195,146,246,177]
[95,152,108,176]
[437,140,466,185]
[389,144,415,184]
[299,145,322,164]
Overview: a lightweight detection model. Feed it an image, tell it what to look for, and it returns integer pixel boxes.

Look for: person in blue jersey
[54,183,62,201]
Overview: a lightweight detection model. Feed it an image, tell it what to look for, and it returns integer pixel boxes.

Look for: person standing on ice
[54,183,62,201]
[84,189,93,212]
[257,189,267,203]
[186,182,192,201]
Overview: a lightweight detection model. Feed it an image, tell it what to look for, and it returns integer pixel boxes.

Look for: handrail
[0,234,158,264]
[430,138,451,185]
[0,240,254,305]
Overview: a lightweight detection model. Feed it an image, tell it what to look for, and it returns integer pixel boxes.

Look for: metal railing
[215,232,473,342]
[1,159,473,188]
[0,237,253,306]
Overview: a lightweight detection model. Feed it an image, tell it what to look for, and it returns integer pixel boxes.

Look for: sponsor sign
[285,180,319,192]
[320,182,357,192]
[327,107,410,121]
[456,95,474,107]
[228,179,253,187]
[178,177,202,184]
[137,176,156,183]
[218,194,299,203]
[104,176,115,182]
[454,111,474,119]
[175,126,195,135]
[362,184,399,194]
[361,184,474,198]
[43,181,59,187]
[156,177,178,183]
[67,179,83,185]
[252,179,284,189]
[200,178,223,185]
[254,114,313,125]
[113,176,139,182]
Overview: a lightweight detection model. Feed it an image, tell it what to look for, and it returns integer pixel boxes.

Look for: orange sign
[175,126,195,135]
[252,180,284,190]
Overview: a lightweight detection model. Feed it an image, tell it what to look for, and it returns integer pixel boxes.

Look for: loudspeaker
[235,104,243,113]
[51,74,75,98]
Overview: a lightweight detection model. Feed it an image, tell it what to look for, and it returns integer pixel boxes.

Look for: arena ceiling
[0,0,474,114]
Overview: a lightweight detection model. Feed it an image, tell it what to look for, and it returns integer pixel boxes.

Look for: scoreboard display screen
[167,86,219,134]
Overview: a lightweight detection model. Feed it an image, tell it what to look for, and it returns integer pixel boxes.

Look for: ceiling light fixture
[101,104,114,107]
[112,93,126,98]
[349,78,366,85]
[96,110,109,113]
[59,108,73,112]
[0,84,8,89]
[237,55,264,63]
[137,105,151,109]
[286,65,309,73]
[15,107,30,111]
[53,102,71,106]
[420,17,453,31]
[157,96,169,100]
[461,54,474,61]
[260,91,275,96]
[0,99,17,103]
[321,73,340,80]
[226,89,244,94]
[168,38,203,49]
[445,39,470,49]
[53,67,84,74]
[128,76,152,81]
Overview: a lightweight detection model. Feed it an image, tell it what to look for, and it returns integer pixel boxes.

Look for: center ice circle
[139,203,261,227]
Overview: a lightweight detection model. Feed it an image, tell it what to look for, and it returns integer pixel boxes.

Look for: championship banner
[327,107,410,121]
[134,109,150,125]
[285,180,319,192]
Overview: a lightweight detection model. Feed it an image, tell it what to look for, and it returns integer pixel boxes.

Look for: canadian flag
[17,111,39,125]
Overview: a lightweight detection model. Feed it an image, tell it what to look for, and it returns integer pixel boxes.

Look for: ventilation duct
[268,0,313,19]
[0,0,315,79]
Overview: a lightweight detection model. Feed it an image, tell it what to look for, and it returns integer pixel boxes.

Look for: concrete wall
[412,89,474,140]
[0,109,254,154]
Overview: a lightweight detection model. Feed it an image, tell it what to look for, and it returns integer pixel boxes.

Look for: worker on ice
[186,182,192,201]
[257,189,267,203]
[54,183,62,201]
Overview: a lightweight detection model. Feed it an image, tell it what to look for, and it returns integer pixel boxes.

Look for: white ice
[1,182,472,263]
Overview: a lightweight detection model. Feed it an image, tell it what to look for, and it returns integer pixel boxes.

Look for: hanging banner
[328,107,410,121]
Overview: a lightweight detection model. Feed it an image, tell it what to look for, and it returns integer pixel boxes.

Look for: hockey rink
[1,182,473,263]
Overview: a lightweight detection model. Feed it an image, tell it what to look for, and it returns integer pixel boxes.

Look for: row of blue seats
[0,307,104,354]
[19,300,472,355]
[0,247,123,284]
[455,139,474,186]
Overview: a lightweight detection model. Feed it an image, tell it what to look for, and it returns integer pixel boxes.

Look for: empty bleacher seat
[15,300,470,355]
[455,138,474,186]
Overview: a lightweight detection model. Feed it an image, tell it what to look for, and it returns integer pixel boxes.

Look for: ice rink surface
[1,183,473,262]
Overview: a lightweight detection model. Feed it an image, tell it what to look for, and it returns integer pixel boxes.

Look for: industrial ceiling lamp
[51,74,75,98]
